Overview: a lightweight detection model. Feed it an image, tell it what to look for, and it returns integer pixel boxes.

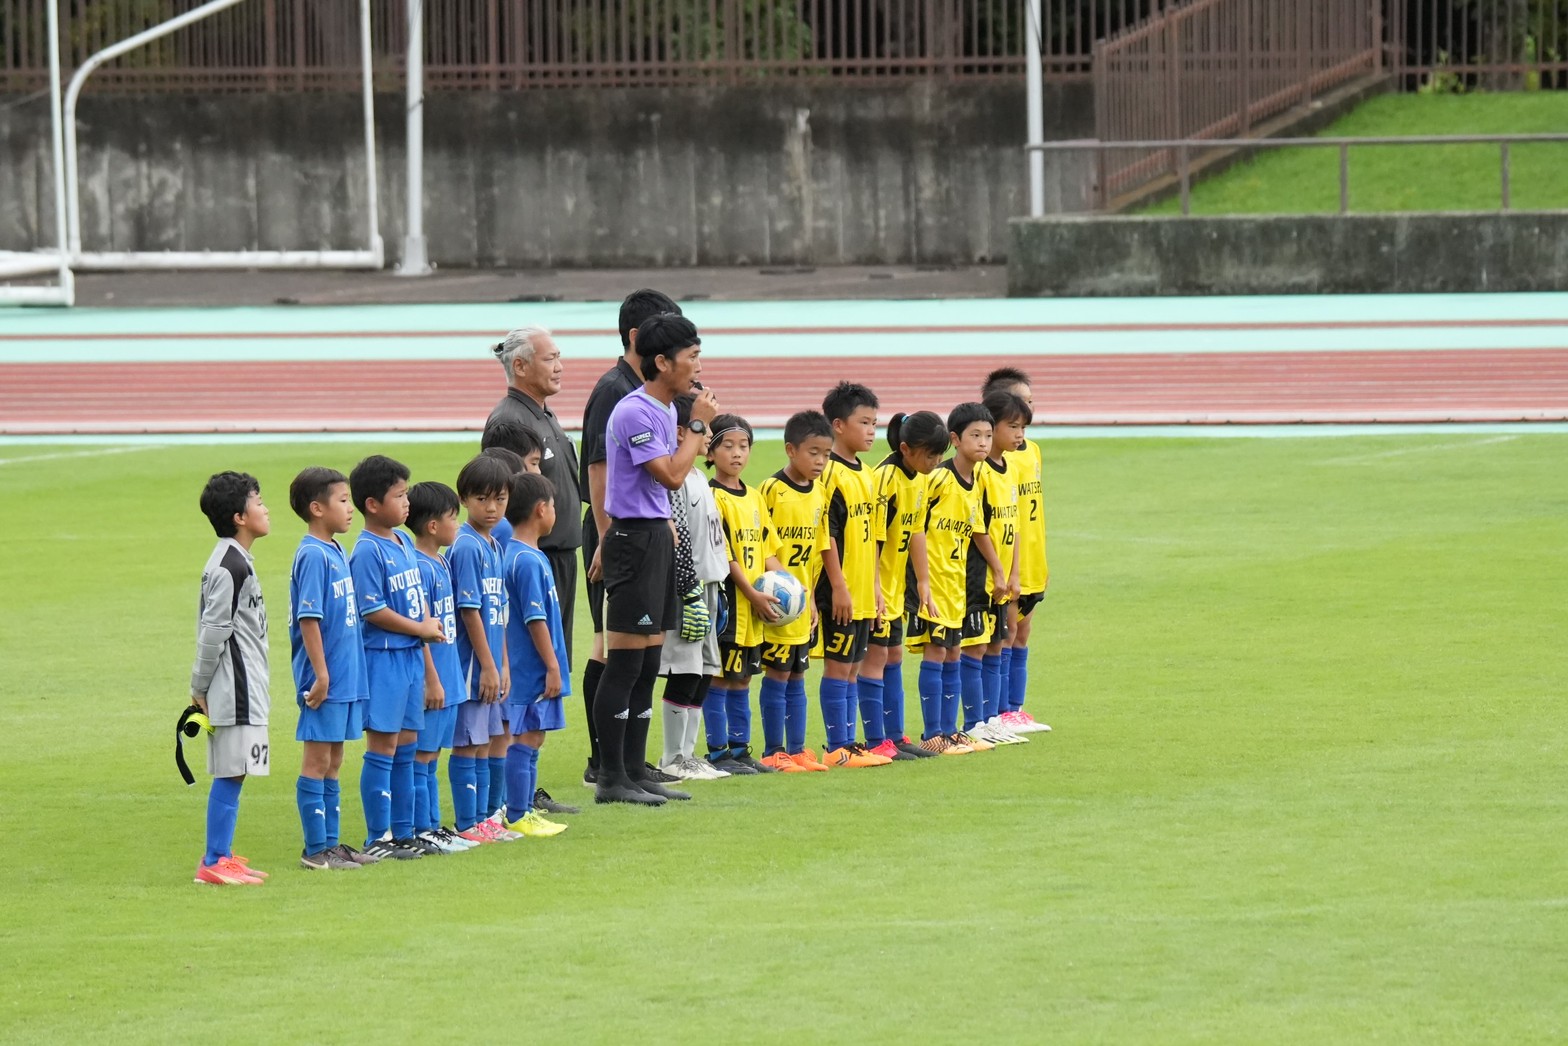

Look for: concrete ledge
[1008,212,1568,296]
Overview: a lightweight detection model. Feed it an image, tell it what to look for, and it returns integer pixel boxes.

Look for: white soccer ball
[754,569,808,626]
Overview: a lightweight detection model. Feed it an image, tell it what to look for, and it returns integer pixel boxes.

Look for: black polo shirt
[483,387,583,551]
[577,356,643,504]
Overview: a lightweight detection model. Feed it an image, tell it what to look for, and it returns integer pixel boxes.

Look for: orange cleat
[822,744,892,768]
[790,749,832,772]
[761,751,807,773]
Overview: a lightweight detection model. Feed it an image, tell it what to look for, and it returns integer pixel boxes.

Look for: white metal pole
[360,0,385,267]
[1026,0,1046,217]
[46,0,74,303]
[396,0,430,275]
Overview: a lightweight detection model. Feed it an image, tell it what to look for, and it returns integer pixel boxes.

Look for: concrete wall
[1008,212,1568,296]
[0,83,1095,269]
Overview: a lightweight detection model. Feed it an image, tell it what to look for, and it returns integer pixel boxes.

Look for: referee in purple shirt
[594,313,719,806]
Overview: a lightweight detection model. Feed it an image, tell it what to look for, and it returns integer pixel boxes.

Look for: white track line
[0,444,170,467]
[1318,435,1518,465]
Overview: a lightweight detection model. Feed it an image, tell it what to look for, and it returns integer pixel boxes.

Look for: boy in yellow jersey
[757,411,834,773]
[704,414,785,774]
[861,411,951,761]
[907,402,1007,754]
[983,367,1051,734]
[816,382,892,768]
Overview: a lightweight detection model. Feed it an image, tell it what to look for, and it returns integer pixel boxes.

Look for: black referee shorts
[603,517,678,636]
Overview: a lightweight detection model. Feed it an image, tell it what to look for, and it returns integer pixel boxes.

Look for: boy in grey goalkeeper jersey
[189,471,273,886]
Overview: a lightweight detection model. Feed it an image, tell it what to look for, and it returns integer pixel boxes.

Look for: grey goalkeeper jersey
[191,538,270,727]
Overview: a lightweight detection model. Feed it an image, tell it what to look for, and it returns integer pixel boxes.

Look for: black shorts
[962,605,992,642]
[603,518,678,636]
[718,642,762,682]
[820,618,871,664]
[869,615,904,647]
[1017,591,1045,617]
[987,601,1011,643]
[924,621,963,649]
[582,509,606,633]
[759,638,811,674]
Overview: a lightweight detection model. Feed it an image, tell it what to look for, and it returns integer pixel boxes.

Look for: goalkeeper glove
[679,587,711,642]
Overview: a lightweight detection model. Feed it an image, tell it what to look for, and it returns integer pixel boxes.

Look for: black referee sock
[582,658,605,771]
[622,645,664,777]
[593,648,641,778]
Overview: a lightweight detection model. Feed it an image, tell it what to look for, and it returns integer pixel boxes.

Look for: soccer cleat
[483,815,524,841]
[952,730,993,752]
[850,742,893,765]
[688,756,730,779]
[418,829,466,854]
[595,778,668,806]
[708,753,757,776]
[402,835,443,856]
[985,716,1029,744]
[644,762,682,784]
[195,859,262,885]
[729,745,774,773]
[457,824,495,845]
[506,809,569,838]
[918,734,968,756]
[226,855,269,879]
[364,836,424,861]
[896,737,939,759]
[790,748,832,772]
[760,750,807,773]
[582,764,598,789]
[634,776,693,801]
[869,739,910,761]
[535,788,580,815]
[434,827,476,851]
[299,849,359,871]
[333,843,380,865]
[822,744,891,768]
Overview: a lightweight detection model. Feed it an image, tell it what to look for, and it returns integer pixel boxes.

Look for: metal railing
[1389,0,1568,90]
[1027,133,1568,213]
[1093,0,1383,202]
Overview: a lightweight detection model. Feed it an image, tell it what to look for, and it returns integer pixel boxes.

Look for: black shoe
[632,776,692,801]
[643,762,681,784]
[896,739,939,759]
[731,745,774,773]
[364,837,423,861]
[535,787,580,815]
[401,835,442,856]
[595,774,667,806]
[708,753,757,775]
[582,764,598,789]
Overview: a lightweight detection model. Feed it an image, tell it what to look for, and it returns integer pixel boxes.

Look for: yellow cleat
[506,810,568,838]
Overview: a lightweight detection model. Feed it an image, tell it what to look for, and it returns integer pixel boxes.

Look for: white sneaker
[982,718,1027,745]
[418,828,466,854]
[695,756,731,779]
[437,826,477,851]
[660,755,704,780]
[993,716,1030,743]
[1010,710,1051,733]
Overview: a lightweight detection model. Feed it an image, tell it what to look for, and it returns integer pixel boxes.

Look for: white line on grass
[1318,435,1518,465]
[0,444,170,467]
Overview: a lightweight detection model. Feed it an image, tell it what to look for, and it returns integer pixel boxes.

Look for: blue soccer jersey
[289,535,364,703]
[349,529,428,651]
[504,539,573,704]
[491,516,514,548]
[449,522,508,699]
[415,548,465,707]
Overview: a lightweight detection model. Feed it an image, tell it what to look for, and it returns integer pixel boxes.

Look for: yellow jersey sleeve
[1007,439,1048,594]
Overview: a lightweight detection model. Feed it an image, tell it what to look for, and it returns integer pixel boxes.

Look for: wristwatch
[688,419,707,435]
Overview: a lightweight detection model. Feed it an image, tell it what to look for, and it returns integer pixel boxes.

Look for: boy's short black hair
[455,454,514,500]
[947,401,993,436]
[348,455,410,512]
[480,423,542,462]
[982,366,1032,398]
[200,471,260,538]
[982,389,1031,428]
[289,466,347,523]
[620,289,682,349]
[822,381,879,423]
[635,313,701,381]
[784,410,833,447]
[407,480,460,535]
[505,472,556,525]
[480,444,529,476]
[674,392,697,430]
[886,411,949,457]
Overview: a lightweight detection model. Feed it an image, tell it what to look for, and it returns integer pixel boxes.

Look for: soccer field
[2,432,1564,1043]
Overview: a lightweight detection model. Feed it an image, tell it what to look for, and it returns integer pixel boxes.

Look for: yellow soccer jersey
[976,456,1019,601]
[817,452,883,620]
[759,470,829,646]
[710,479,781,648]
[920,462,980,630]
[1007,438,1048,594]
[875,455,927,614]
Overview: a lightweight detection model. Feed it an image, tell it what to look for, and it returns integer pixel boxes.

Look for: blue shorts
[416,701,459,753]
[505,697,566,735]
[365,646,424,734]
[295,698,365,743]
[454,700,502,748]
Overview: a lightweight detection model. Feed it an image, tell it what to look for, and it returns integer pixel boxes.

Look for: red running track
[3,349,1568,434]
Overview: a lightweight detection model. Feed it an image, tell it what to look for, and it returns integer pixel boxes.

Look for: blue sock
[959,655,985,731]
[425,758,444,829]
[759,676,788,753]
[506,744,538,819]
[322,777,341,849]
[882,661,906,743]
[998,647,1013,712]
[202,776,243,866]
[416,760,438,832]
[391,743,417,840]
[819,677,849,749]
[361,750,393,848]
[726,684,752,749]
[858,675,887,746]
[940,660,961,735]
[1009,646,1029,712]
[982,653,1004,721]
[449,755,478,831]
[487,755,507,817]
[472,755,490,821]
[918,660,943,740]
[785,676,809,753]
[702,686,730,755]
[295,776,326,857]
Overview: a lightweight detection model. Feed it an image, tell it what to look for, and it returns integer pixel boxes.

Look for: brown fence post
[1339,141,1350,214]
[1500,142,1511,211]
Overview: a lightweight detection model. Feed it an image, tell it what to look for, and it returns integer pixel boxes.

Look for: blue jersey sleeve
[349,539,390,617]
[292,545,327,621]
[514,552,548,625]
[449,538,484,611]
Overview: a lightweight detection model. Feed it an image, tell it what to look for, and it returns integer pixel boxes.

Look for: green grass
[1142,92,1568,215]
[2,434,1566,1043]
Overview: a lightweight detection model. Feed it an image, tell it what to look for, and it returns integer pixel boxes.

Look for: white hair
[494,325,553,375]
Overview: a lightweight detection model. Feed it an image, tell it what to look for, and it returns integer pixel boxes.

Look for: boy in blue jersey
[448,454,517,842]
[289,467,376,870]
[500,472,571,838]
[349,455,446,861]
[406,481,476,854]
[480,439,541,550]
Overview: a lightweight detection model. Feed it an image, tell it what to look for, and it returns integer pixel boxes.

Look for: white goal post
[0,0,74,306]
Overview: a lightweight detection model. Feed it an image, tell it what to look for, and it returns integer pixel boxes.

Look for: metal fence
[1389,0,1568,89]
[1092,0,1383,202]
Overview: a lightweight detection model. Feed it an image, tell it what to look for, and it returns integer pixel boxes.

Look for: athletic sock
[449,755,478,831]
[487,755,507,816]
[593,647,641,777]
[202,777,242,867]
[726,683,752,749]
[784,676,809,754]
[391,743,417,840]
[918,660,943,740]
[1009,646,1029,712]
[295,776,326,857]
[414,760,436,832]
[322,777,341,849]
[702,685,730,755]
[959,654,985,731]
[858,675,887,747]
[998,647,1014,712]
[506,744,538,818]
[982,653,1004,721]
[940,660,961,735]
[425,757,444,829]
[883,661,907,742]
[661,700,687,767]
[622,646,663,775]
[819,677,849,749]
[361,750,393,848]
[583,657,605,771]
[472,755,490,822]
[758,676,787,753]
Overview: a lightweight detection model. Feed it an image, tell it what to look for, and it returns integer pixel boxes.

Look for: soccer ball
[754,570,808,626]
